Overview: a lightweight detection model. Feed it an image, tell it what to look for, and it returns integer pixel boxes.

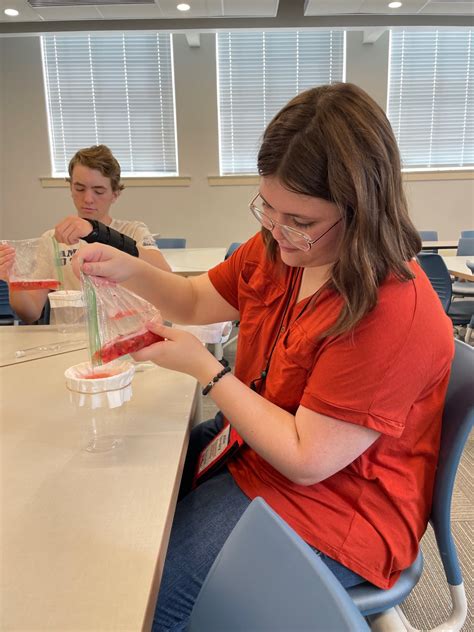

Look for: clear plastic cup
[4,236,61,291]
[49,290,85,334]
[64,361,135,453]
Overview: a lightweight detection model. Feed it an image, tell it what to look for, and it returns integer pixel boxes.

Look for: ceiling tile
[0,0,42,21]
[304,0,365,15]
[34,5,103,19]
[421,1,474,15]
[97,4,166,19]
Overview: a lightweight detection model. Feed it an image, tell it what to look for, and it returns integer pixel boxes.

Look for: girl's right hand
[72,243,142,283]
[0,244,15,282]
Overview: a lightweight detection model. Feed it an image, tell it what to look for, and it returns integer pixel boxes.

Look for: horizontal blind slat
[41,32,178,175]
[388,29,473,169]
[217,30,345,175]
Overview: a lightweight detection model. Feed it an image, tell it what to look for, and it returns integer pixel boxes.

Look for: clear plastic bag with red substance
[81,273,164,366]
[4,236,63,291]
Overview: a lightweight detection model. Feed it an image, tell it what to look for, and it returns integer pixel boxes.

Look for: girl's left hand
[131,318,221,381]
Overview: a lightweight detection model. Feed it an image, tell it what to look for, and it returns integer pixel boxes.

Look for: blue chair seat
[349,551,423,616]
[451,281,474,297]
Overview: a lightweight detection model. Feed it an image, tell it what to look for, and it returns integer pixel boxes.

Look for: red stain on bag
[10,280,60,291]
[94,329,164,363]
[110,309,138,320]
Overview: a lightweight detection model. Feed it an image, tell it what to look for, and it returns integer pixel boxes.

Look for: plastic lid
[64,360,135,409]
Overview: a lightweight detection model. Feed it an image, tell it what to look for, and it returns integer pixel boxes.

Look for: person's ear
[111,189,121,204]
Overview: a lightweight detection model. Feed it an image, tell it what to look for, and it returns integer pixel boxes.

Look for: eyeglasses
[249,194,341,252]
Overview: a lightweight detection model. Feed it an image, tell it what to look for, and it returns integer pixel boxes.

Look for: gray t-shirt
[42,219,158,291]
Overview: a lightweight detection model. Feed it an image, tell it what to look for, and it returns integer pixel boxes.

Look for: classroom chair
[460,230,474,238]
[417,253,474,343]
[0,280,19,325]
[418,230,438,253]
[154,237,187,249]
[188,496,369,632]
[418,230,438,241]
[224,242,242,259]
[348,338,472,631]
[456,238,474,256]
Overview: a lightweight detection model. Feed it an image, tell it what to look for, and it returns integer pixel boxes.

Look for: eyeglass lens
[252,207,310,251]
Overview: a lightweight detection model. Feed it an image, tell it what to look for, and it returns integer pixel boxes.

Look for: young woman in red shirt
[74,83,454,631]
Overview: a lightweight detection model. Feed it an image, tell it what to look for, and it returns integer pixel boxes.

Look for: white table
[1,349,198,631]
[0,324,87,367]
[422,240,459,250]
[442,256,474,281]
[162,247,227,276]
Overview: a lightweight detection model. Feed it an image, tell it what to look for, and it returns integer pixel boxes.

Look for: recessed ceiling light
[177,3,190,11]
[4,8,20,16]
[388,1,402,7]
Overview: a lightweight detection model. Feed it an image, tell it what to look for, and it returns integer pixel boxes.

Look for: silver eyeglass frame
[249,193,341,252]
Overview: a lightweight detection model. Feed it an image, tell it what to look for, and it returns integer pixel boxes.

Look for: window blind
[41,33,177,176]
[217,31,345,175]
[388,29,473,170]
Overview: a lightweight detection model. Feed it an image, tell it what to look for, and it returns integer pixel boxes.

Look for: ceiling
[0,0,472,31]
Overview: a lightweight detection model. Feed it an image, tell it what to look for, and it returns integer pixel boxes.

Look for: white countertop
[1,349,198,631]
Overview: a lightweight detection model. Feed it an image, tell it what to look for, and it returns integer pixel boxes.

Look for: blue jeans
[153,417,366,632]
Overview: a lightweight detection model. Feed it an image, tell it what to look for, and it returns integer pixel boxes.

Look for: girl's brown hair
[257,82,421,337]
[67,144,124,193]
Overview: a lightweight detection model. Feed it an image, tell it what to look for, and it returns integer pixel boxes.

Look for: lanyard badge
[192,423,244,488]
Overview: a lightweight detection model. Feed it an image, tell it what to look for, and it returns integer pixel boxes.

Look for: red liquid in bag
[83,371,116,379]
[94,329,164,364]
[9,279,60,291]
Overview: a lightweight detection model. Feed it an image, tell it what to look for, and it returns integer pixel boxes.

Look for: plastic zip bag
[4,235,63,291]
[81,273,164,366]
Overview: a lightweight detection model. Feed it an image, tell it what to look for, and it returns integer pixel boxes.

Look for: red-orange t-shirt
[208,233,454,589]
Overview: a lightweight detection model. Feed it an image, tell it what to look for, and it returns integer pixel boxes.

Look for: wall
[0,31,473,244]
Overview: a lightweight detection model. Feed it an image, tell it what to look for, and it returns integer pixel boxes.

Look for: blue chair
[0,280,19,325]
[188,497,369,632]
[419,230,439,253]
[418,230,438,241]
[348,339,472,630]
[460,230,474,238]
[457,238,474,256]
[225,242,242,259]
[417,253,474,342]
[154,237,187,249]
[217,243,243,359]
[451,240,474,298]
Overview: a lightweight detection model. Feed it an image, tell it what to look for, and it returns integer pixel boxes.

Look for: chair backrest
[188,497,369,632]
[460,230,474,238]
[419,230,438,241]
[416,252,452,312]
[225,242,242,260]
[457,238,474,256]
[154,237,187,249]
[0,280,17,323]
[431,339,474,586]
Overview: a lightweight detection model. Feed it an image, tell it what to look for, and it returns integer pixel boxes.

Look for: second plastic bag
[5,236,63,291]
[82,274,164,365]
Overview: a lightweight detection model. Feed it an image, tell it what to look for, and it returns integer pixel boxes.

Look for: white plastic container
[49,290,85,334]
[172,321,233,344]
[64,360,135,452]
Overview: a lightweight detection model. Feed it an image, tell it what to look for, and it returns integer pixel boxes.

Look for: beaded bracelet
[202,365,231,396]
